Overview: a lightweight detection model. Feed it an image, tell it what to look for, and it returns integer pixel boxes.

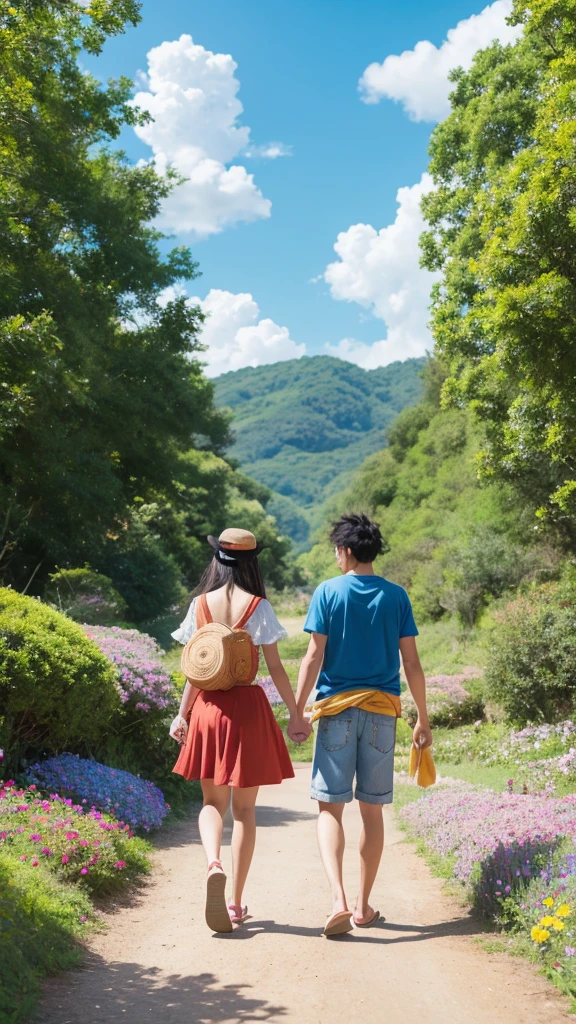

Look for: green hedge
[485,566,576,724]
[0,589,120,769]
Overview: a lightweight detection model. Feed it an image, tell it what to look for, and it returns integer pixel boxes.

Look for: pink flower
[80,867,89,875]
[61,854,69,864]
[114,860,127,870]
[31,859,39,867]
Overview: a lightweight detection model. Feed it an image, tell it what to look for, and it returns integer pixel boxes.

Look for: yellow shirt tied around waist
[309,688,436,789]
[309,688,401,723]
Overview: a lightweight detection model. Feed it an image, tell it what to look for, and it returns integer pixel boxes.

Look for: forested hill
[214,355,425,547]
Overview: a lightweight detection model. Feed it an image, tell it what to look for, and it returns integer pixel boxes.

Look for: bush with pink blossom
[0,778,151,895]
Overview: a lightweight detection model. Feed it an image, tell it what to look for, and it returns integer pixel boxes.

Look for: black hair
[329,512,383,564]
[193,554,267,599]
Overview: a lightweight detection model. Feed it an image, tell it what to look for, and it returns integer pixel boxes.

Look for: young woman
[169,528,308,933]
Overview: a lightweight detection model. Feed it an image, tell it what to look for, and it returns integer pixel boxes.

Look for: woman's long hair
[193,555,267,599]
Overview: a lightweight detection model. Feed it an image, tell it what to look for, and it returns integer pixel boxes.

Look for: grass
[415,618,486,676]
[0,852,94,1024]
[435,761,512,791]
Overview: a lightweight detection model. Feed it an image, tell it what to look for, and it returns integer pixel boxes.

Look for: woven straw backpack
[180,594,261,692]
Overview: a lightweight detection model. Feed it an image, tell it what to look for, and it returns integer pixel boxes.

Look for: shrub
[27,754,169,831]
[83,625,175,715]
[485,575,576,724]
[402,672,484,728]
[44,567,128,625]
[0,589,120,771]
[0,779,151,894]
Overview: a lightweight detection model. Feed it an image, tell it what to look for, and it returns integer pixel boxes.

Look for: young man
[291,513,432,936]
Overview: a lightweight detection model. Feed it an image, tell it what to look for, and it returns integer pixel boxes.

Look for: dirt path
[38,765,569,1023]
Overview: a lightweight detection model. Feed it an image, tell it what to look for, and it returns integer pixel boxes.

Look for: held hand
[413,717,433,750]
[169,714,188,745]
[287,714,312,744]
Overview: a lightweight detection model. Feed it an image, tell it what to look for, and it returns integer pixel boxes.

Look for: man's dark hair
[329,513,383,564]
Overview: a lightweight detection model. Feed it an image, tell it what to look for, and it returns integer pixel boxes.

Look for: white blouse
[171,596,288,646]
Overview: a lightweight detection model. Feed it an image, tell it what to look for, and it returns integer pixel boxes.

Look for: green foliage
[300,384,549,627]
[44,567,128,625]
[0,0,232,597]
[421,0,576,531]
[0,851,92,1024]
[215,355,426,545]
[485,567,576,724]
[0,589,120,769]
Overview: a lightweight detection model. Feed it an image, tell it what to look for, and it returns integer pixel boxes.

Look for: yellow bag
[408,743,436,788]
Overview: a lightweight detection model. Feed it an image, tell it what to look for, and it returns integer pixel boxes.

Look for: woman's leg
[199,779,230,867]
[230,786,259,908]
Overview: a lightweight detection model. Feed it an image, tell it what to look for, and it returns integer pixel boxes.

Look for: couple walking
[169,513,432,936]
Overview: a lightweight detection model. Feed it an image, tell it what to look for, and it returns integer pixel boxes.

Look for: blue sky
[85,0,519,375]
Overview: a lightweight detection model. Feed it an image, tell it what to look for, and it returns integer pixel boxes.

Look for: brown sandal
[205,861,233,933]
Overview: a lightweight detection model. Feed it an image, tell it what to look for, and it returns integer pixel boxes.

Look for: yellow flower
[556,904,571,918]
[550,918,565,931]
[531,926,551,943]
[540,916,556,927]
[542,897,554,908]
[8,6,17,13]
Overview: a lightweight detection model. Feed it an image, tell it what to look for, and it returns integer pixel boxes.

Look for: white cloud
[359,0,522,122]
[161,288,305,376]
[322,174,438,367]
[244,142,292,160]
[132,35,276,237]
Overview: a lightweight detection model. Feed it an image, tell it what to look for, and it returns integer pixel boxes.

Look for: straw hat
[181,622,258,690]
[207,528,264,565]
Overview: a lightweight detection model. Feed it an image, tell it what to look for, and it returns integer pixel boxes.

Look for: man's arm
[293,632,327,727]
[399,636,432,749]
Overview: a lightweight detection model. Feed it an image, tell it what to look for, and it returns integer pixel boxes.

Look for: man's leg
[317,801,348,916]
[355,801,384,923]
[354,711,396,923]
[310,711,357,921]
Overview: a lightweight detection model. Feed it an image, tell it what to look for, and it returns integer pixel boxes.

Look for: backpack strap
[234,595,262,630]
[196,593,212,628]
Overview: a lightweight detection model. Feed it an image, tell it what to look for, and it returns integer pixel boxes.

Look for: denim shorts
[311,708,397,805]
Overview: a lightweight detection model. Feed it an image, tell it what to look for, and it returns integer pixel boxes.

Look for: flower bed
[27,754,169,831]
[402,671,484,728]
[399,785,576,916]
[433,719,576,794]
[0,779,150,895]
[84,625,175,713]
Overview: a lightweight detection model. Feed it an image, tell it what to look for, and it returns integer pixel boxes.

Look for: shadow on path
[37,960,287,1024]
[213,911,486,944]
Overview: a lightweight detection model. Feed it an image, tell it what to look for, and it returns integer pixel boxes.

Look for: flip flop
[228,904,249,924]
[205,861,233,933]
[323,911,353,937]
[352,910,381,928]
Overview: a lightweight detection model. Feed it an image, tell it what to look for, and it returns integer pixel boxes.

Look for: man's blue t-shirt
[304,574,418,699]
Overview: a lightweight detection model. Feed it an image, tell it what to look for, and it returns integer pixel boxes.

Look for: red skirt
[173,685,294,788]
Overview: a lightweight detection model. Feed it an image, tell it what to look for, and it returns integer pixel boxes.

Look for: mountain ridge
[214,355,426,548]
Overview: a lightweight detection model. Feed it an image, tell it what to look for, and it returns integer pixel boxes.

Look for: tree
[0,0,230,591]
[420,0,576,535]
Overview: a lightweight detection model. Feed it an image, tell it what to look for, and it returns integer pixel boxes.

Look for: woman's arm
[262,642,310,739]
[399,636,432,748]
[169,680,200,744]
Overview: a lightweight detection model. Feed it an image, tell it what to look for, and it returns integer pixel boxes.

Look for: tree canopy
[0,0,298,615]
[420,0,576,532]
